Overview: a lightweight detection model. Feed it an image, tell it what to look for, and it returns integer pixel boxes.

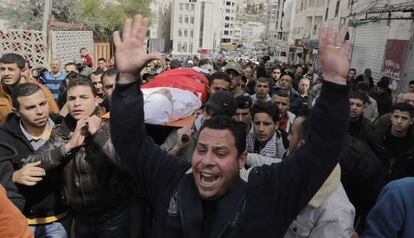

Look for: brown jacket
[0,185,33,238]
[0,82,59,124]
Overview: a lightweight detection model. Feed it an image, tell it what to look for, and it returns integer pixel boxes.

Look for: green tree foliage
[1,0,151,41]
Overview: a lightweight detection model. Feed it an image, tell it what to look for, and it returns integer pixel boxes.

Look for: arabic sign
[382,39,410,80]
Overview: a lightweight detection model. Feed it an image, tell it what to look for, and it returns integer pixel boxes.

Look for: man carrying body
[110,16,351,237]
[208,72,230,95]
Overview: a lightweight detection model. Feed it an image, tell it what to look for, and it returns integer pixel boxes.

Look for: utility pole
[42,0,52,32]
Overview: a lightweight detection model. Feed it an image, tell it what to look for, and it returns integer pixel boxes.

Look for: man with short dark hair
[64,62,78,74]
[246,102,286,159]
[348,91,373,140]
[100,68,119,113]
[276,71,304,115]
[90,70,105,99]
[356,68,374,89]
[347,68,357,90]
[234,95,253,134]
[170,59,182,69]
[251,77,272,104]
[97,57,107,71]
[368,102,414,183]
[408,80,414,93]
[272,89,296,133]
[161,91,237,161]
[208,72,230,95]
[0,53,58,124]
[24,76,134,237]
[0,83,69,237]
[110,16,351,237]
[356,81,378,122]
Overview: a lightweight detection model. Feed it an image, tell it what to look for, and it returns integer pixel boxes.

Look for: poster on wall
[381,39,410,81]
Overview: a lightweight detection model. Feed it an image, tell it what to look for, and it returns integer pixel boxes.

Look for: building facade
[149,0,173,53]
[171,0,224,57]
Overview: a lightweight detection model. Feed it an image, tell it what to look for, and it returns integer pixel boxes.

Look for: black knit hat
[205,91,237,117]
[236,95,253,109]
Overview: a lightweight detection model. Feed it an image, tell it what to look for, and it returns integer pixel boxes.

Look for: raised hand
[318,26,352,85]
[113,15,161,84]
[86,115,102,135]
[12,161,46,186]
[64,117,88,153]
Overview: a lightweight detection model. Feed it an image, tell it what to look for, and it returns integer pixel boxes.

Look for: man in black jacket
[110,16,350,237]
[367,102,414,183]
[24,76,137,237]
[0,83,69,237]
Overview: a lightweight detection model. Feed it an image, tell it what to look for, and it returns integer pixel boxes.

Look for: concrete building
[148,0,173,53]
[222,0,239,44]
[171,0,224,57]
[240,21,266,48]
[235,0,287,57]
[290,0,325,64]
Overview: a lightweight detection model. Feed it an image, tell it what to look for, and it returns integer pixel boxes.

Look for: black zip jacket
[0,113,67,218]
[110,79,349,238]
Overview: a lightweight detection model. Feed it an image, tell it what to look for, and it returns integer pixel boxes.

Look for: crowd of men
[0,15,414,238]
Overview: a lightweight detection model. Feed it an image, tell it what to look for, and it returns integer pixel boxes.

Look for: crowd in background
[1,19,414,238]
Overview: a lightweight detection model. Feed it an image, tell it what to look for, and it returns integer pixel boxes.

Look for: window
[190,16,194,24]
[335,1,340,17]
[189,43,193,53]
[226,9,230,13]
[225,23,229,28]
[179,3,183,10]
[185,16,189,23]
[224,30,229,35]
[177,42,182,52]
[184,29,188,37]
[185,3,189,10]
[183,42,188,52]
[178,29,182,37]
[225,16,230,21]
[190,30,194,38]
[179,16,183,23]
[191,4,195,10]
[226,1,231,6]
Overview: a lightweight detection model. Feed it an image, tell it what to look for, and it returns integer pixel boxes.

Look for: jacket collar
[178,174,247,238]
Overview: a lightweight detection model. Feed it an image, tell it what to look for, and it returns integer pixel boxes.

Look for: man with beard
[234,95,253,134]
[110,16,351,237]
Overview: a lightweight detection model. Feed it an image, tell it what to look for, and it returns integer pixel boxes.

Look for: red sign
[199,49,209,57]
[381,40,410,80]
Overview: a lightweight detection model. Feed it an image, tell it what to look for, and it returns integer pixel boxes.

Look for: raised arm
[110,16,191,203]
[255,26,352,232]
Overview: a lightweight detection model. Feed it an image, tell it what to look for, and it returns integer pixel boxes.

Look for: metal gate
[350,22,389,82]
